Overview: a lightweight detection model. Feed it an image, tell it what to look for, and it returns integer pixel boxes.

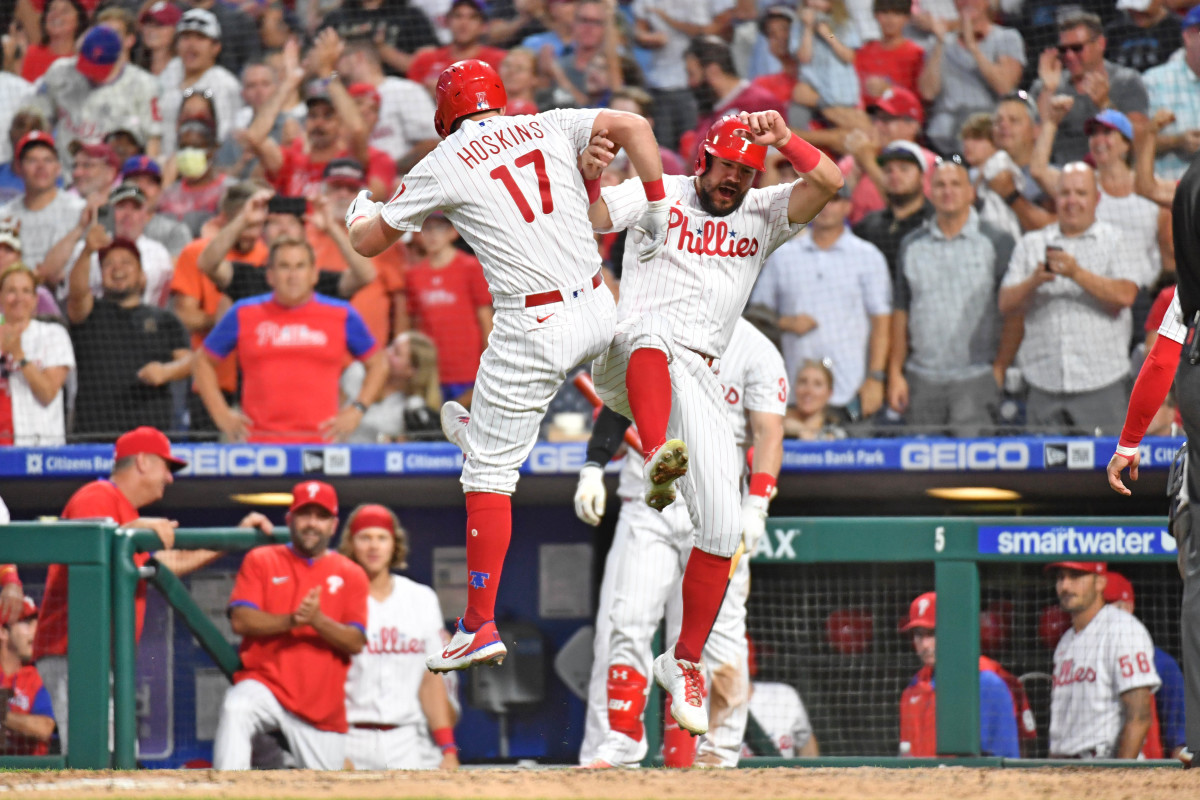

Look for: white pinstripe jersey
[380,109,604,298]
[345,575,445,727]
[616,318,788,499]
[1158,286,1187,345]
[600,174,804,357]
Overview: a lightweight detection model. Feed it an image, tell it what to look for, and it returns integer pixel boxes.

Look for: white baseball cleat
[440,401,474,458]
[643,439,688,511]
[426,619,506,672]
[652,647,708,736]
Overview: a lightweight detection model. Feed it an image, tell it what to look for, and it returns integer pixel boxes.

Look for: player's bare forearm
[749,410,784,479]
[1116,686,1153,758]
[349,216,404,258]
[154,549,223,576]
[229,604,295,637]
[419,670,458,728]
[4,711,55,743]
[309,611,367,655]
[588,197,614,230]
[593,110,662,184]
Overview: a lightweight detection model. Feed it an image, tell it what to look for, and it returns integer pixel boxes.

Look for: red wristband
[642,178,666,202]
[749,472,776,499]
[778,134,821,174]
[0,565,19,588]
[584,176,601,205]
[432,727,457,752]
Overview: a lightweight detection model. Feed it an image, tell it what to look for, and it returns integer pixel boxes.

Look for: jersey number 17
[490,149,553,223]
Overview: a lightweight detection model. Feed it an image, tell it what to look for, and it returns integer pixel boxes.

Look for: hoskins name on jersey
[455,119,546,169]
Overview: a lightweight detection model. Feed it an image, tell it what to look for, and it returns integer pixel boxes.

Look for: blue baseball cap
[121,155,162,183]
[76,27,121,84]
[1184,5,1200,29]
[1085,109,1133,141]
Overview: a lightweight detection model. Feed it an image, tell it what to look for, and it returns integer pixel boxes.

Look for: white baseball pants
[212,679,345,770]
[592,312,742,556]
[345,724,442,770]
[579,497,753,767]
[461,280,616,494]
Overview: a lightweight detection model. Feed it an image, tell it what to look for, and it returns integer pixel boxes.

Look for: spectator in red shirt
[678,36,786,166]
[406,213,493,405]
[194,236,388,442]
[248,35,393,201]
[407,0,509,92]
[34,426,264,750]
[213,481,368,770]
[854,0,925,107]
[20,0,87,83]
[0,595,54,756]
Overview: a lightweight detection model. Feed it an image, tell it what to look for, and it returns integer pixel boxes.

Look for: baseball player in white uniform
[586,109,842,734]
[339,504,460,770]
[347,60,669,673]
[576,318,787,767]
[1047,561,1161,758]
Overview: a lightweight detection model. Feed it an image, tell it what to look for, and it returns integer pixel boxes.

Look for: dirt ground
[0,767,1194,800]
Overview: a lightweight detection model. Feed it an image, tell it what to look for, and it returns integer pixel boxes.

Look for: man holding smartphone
[997,161,1143,433]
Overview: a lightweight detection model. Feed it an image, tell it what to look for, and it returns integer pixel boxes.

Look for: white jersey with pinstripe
[380,108,617,494]
[581,320,788,767]
[593,176,801,557]
[1159,287,1187,345]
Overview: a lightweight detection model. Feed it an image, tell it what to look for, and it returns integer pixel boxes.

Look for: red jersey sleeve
[229,548,269,611]
[337,561,369,633]
[1146,286,1175,332]
[62,481,128,520]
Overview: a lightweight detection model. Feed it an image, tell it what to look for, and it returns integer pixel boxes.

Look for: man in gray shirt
[0,131,85,287]
[889,157,1019,436]
[1031,10,1149,165]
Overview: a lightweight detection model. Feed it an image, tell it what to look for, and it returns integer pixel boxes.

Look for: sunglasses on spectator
[182,87,215,100]
[1056,39,1094,55]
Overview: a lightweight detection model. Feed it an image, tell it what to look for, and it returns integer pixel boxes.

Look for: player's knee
[219,685,261,721]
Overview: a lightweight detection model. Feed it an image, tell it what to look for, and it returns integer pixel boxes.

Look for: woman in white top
[339,504,460,770]
[0,264,73,445]
[341,331,443,443]
[1031,103,1168,289]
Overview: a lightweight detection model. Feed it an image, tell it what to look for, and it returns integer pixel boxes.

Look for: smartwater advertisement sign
[978,525,1177,556]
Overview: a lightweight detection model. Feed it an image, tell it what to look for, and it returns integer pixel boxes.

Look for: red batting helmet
[434,59,508,139]
[693,115,767,176]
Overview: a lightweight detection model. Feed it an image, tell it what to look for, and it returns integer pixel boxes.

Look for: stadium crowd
[0,0,1193,446]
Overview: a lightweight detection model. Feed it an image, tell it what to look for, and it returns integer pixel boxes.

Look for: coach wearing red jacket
[213,481,368,770]
[35,426,268,751]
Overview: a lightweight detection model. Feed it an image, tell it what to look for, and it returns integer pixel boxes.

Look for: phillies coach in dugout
[1167,155,1200,767]
[213,481,368,770]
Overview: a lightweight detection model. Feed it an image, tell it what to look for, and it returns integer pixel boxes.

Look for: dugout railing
[0,518,1185,769]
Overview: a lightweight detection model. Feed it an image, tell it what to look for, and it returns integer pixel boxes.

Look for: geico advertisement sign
[171,447,288,477]
[900,441,1030,471]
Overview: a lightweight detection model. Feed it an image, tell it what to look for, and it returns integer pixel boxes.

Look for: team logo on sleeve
[326,575,344,595]
[469,571,490,589]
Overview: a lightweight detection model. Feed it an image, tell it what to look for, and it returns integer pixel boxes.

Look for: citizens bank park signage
[0,438,1185,479]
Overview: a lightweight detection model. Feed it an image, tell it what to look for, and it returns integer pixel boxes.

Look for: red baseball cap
[289,481,338,515]
[1046,561,1107,575]
[0,595,37,626]
[16,130,56,160]
[900,591,937,631]
[346,82,381,107]
[69,140,121,171]
[140,0,183,26]
[1102,570,1134,605]
[114,426,187,471]
[869,86,925,125]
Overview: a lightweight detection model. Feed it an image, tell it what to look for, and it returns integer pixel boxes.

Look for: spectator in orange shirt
[406,0,508,92]
[308,159,408,348]
[405,214,492,406]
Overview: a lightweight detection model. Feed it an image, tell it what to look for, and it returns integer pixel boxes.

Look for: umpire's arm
[1115,686,1154,758]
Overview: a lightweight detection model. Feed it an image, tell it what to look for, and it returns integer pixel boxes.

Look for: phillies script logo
[1053,658,1097,687]
[366,626,427,655]
[255,322,328,347]
[667,208,760,257]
